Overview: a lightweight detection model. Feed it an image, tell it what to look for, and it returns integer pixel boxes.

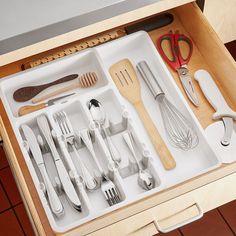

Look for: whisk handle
[134,101,176,170]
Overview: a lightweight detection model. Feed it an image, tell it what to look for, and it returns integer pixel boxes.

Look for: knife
[194,69,236,146]
[18,93,75,116]
[21,124,64,217]
[37,115,82,211]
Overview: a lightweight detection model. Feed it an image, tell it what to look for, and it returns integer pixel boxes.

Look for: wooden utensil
[32,72,98,104]
[13,74,78,102]
[109,59,176,170]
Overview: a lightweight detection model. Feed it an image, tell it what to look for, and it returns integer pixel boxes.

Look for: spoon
[88,99,121,163]
[122,131,155,190]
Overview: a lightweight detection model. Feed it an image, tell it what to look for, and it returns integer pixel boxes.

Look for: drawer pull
[153,202,203,233]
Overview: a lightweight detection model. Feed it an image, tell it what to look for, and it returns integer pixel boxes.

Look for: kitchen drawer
[0,2,236,236]
[88,170,236,236]
[0,0,194,66]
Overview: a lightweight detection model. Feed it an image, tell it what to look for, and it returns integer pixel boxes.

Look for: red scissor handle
[157,32,193,71]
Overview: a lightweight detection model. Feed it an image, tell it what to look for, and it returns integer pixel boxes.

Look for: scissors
[157,31,199,106]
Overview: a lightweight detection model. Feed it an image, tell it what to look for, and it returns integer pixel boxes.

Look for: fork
[80,129,121,206]
[54,111,97,191]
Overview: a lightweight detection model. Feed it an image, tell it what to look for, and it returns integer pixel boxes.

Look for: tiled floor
[0,41,236,236]
[0,148,35,236]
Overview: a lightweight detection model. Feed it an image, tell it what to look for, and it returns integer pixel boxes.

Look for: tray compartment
[81,88,162,197]
[95,31,221,187]
[0,49,109,118]
[18,114,91,231]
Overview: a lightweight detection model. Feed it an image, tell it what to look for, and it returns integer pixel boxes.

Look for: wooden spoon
[109,59,176,170]
[32,72,98,104]
[13,74,78,102]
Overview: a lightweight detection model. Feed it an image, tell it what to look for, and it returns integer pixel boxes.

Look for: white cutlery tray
[0,32,222,233]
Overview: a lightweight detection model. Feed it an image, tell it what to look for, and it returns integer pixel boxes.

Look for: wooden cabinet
[0,1,236,235]
[204,0,236,43]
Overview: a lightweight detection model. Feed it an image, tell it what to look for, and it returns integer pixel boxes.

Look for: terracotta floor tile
[0,209,24,236]
[225,41,236,60]
[0,167,22,206]
[180,209,234,236]
[218,200,236,234]
[0,183,10,212]
[159,229,182,236]
[0,147,8,170]
[15,204,35,236]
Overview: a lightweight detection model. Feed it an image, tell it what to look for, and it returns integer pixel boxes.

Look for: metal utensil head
[48,93,75,106]
[221,117,234,146]
[177,67,199,106]
[88,99,106,126]
[138,170,155,190]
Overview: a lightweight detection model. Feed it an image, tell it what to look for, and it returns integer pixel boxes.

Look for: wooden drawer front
[0,0,193,66]
[0,2,236,236]
[89,171,236,236]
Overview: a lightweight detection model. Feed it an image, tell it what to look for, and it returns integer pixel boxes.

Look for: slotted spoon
[109,59,176,170]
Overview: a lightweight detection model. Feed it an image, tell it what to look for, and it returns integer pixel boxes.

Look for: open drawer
[0,2,236,236]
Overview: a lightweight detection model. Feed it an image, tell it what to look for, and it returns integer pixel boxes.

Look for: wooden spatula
[109,59,176,170]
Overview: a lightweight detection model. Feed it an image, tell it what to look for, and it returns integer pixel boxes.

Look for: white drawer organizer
[0,31,230,233]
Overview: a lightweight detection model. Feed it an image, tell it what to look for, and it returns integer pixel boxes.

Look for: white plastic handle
[153,202,203,233]
[194,69,236,120]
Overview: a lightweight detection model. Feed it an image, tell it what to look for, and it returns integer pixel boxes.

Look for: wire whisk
[137,61,199,151]
[158,95,199,150]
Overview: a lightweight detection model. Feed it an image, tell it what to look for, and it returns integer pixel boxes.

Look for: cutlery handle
[57,137,80,179]
[102,126,121,163]
[39,165,64,216]
[37,116,81,208]
[54,159,81,208]
[94,128,116,169]
[134,101,176,170]
[194,69,236,120]
[32,83,79,104]
[122,132,142,170]
[80,129,104,174]
[72,145,97,190]
[18,103,47,116]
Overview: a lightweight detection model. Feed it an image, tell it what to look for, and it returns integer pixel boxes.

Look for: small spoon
[122,131,155,190]
[88,99,121,163]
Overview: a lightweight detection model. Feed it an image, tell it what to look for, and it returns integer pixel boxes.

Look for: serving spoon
[122,131,155,190]
[88,99,121,163]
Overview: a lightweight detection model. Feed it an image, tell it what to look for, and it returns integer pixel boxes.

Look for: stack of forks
[54,111,121,206]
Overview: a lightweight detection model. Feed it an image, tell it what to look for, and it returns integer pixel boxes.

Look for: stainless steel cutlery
[54,111,97,191]
[80,129,121,206]
[37,115,82,211]
[89,99,121,164]
[22,124,64,217]
[123,131,155,190]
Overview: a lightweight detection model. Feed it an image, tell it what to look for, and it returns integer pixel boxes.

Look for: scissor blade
[178,67,199,106]
[221,117,234,146]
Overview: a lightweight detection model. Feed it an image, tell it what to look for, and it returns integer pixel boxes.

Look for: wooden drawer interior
[0,2,236,236]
